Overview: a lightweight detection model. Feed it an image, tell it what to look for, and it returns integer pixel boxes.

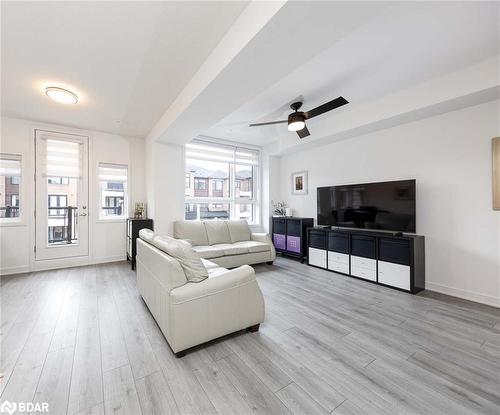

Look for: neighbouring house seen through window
[185,140,259,224]
[98,163,127,219]
[0,154,21,219]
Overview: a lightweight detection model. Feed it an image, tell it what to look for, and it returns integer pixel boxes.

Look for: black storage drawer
[379,238,410,265]
[351,235,376,259]
[328,232,350,254]
[286,219,301,237]
[273,218,286,234]
[308,230,327,249]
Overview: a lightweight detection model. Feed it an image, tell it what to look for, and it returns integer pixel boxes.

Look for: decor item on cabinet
[127,218,153,269]
[272,200,288,216]
[134,202,147,219]
[272,216,313,263]
[306,227,425,294]
[292,171,308,195]
[285,207,293,217]
[493,137,500,210]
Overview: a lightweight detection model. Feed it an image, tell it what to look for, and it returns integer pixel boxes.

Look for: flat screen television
[317,179,416,233]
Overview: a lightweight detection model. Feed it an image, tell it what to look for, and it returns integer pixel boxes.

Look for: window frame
[97,162,128,221]
[0,153,22,223]
[184,140,260,225]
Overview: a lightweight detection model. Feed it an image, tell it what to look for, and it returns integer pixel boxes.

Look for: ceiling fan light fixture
[45,86,78,104]
[288,112,305,131]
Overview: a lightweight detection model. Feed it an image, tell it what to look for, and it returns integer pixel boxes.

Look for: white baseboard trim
[426,281,500,308]
[93,255,126,265]
[0,265,30,276]
[1,255,126,276]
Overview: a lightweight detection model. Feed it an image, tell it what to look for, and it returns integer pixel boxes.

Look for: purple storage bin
[273,234,286,250]
[286,236,301,253]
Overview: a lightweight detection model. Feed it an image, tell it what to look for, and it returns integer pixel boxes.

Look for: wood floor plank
[217,353,291,414]
[73,402,104,415]
[184,349,254,415]
[276,382,330,415]
[33,346,75,415]
[135,371,179,415]
[226,333,293,392]
[244,333,346,412]
[67,267,103,415]
[332,399,369,415]
[103,365,142,415]
[151,338,217,415]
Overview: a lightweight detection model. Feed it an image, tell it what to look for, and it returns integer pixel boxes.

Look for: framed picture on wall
[292,171,308,195]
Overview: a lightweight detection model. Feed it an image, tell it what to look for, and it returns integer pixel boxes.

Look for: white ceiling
[204,1,500,146]
[1,1,248,137]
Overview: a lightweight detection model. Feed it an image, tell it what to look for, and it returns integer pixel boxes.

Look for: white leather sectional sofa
[173,219,276,268]
[136,228,265,356]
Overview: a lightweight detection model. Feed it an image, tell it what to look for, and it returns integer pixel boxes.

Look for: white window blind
[45,139,81,178]
[186,140,259,166]
[98,163,128,182]
[0,154,21,176]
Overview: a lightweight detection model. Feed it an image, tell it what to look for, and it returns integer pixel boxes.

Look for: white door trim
[34,129,90,262]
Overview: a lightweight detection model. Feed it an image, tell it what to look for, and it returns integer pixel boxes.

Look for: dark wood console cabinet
[307,227,425,294]
[127,218,153,270]
[272,217,314,262]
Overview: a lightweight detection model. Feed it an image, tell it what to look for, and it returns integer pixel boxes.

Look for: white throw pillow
[153,236,208,283]
[226,220,251,243]
[139,228,155,244]
[204,220,232,245]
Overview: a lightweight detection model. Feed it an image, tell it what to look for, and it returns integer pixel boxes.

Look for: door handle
[79,213,87,217]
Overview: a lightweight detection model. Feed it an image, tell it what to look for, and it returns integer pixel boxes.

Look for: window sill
[0,218,26,227]
[96,218,127,224]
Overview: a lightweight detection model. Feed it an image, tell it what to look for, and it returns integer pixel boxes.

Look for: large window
[0,154,21,219]
[185,140,259,224]
[98,163,127,219]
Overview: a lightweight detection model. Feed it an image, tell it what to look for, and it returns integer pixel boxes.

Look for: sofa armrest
[251,232,271,243]
[251,233,276,261]
[170,265,256,304]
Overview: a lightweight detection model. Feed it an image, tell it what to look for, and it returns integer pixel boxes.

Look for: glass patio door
[35,130,89,261]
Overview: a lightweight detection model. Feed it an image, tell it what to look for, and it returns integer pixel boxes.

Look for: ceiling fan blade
[296,125,310,139]
[249,120,287,127]
[304,96,348,119]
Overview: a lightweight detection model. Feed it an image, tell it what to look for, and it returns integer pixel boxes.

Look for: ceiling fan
[249,96,349,138]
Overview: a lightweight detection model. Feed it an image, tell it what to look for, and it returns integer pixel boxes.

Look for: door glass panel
[45,139,80,246]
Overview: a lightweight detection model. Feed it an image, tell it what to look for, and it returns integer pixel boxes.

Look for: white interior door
[35,130,89,261]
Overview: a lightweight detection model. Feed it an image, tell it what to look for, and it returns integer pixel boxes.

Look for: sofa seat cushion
[233,240,270,253]
[212,243,249,256]
[192,245,225,259]
[226,220,252,243]
[204,221,232,245]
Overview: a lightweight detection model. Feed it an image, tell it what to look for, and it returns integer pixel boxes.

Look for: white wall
[274,100,500,307]
[0,116,146,274]
[145,137,185,236]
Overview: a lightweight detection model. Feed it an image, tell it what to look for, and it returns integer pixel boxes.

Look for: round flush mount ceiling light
[45,86,78,104]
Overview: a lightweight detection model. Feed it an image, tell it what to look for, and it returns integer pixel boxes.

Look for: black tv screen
[317,179,416,233]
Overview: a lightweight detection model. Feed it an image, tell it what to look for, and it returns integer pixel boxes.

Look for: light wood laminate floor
[1,257,499,415]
